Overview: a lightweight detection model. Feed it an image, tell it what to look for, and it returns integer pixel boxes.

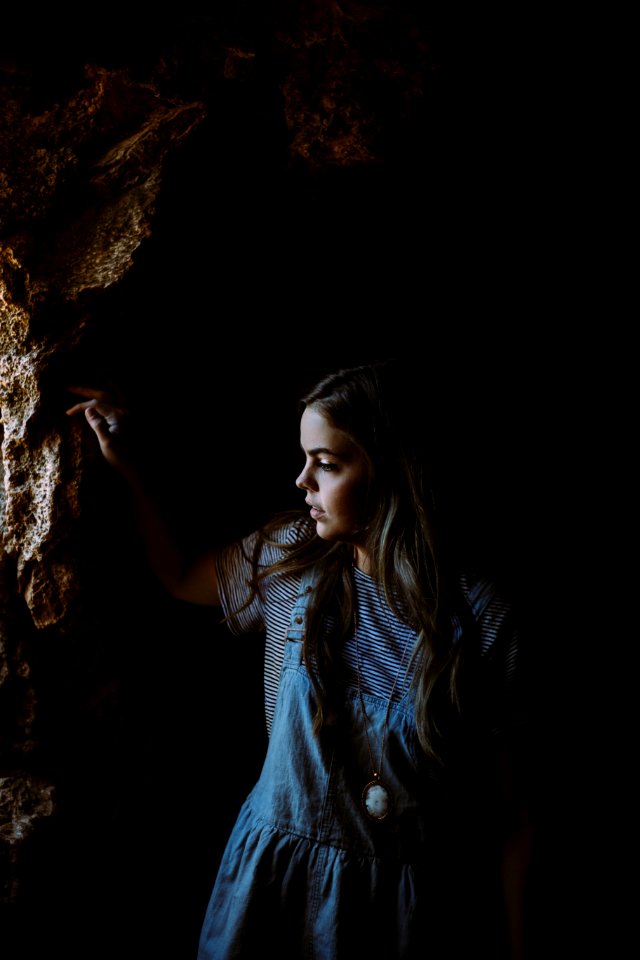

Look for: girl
[67,360,532,960]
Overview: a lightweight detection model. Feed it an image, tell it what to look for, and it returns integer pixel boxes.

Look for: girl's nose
[295,466,315,491]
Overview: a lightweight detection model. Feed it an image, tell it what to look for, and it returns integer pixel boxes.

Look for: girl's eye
[318,461,337,472]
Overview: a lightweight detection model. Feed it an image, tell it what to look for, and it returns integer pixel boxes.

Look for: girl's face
[296,406,370,560]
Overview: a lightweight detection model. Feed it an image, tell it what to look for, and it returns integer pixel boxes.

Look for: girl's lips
[308,505,325,520]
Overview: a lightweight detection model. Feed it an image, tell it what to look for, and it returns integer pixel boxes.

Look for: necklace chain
[353,604,412,783]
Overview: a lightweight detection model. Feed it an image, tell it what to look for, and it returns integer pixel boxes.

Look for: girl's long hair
[245,359,472,765]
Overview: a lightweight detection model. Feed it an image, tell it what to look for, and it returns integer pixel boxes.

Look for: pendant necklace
[354,605,412,823]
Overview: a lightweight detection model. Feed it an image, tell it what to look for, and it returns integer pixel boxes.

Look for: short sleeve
[461,574,527,740]
[215,519,311,636]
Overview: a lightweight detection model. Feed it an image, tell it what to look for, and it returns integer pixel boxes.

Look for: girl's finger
[66,399,98,416]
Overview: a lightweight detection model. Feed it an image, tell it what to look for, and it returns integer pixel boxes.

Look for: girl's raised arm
[66,385,220,607]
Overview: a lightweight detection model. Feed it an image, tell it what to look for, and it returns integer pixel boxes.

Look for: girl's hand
[66,385,135,479]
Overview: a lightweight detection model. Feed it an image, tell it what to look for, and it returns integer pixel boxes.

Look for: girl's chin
[315,524,359,543]
[314,524,332,539]
[314,521,341,542]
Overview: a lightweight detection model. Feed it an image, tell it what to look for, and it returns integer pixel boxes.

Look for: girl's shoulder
[458,571,511,619]
[456,570,517,655]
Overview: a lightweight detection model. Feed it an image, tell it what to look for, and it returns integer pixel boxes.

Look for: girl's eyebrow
[304,445,358,463]
[307,446,338,457]
[300,443,343,458]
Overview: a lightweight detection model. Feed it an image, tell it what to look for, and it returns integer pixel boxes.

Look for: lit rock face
[0,58,207,909]
[0,67,206,627]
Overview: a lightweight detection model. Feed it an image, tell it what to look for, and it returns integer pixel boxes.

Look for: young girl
[67,360,532,960]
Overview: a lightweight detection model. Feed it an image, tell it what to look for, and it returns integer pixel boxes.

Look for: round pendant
[362,778,393,822]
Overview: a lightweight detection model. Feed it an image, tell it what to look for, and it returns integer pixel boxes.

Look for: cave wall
[0,7,573,958]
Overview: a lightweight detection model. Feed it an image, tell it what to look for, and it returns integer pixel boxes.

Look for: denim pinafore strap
[197,569,476,960]
[284,567,317,642]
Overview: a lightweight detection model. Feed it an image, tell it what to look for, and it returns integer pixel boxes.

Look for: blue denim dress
[197,573,504,959]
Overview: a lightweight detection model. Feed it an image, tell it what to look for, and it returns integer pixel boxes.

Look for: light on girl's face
[297,407,369,554]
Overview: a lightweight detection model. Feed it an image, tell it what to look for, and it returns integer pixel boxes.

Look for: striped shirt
[215,521,520,738]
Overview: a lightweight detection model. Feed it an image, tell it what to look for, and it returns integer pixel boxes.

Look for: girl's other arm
[499,744,534,960]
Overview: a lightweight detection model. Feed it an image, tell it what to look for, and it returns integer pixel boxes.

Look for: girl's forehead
[300,406,330,432]
[300,407,353,453]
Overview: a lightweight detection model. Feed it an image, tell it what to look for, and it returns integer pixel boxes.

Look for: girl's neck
[353,545,371,575]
